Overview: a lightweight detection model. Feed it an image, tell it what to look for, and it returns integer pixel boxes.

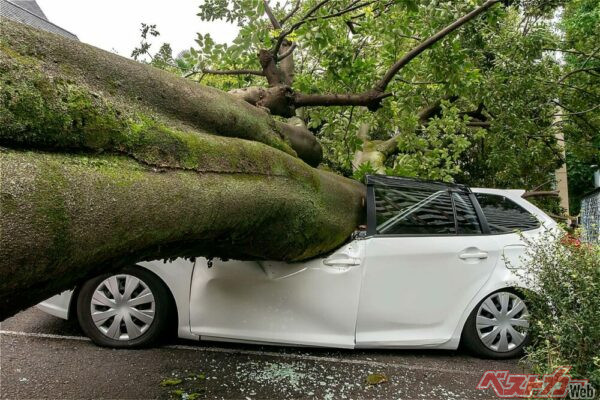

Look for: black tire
[461,289,530,359]
[76,265,173,348]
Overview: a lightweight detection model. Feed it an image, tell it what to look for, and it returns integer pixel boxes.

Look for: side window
[375,186,455,235]
[452,193,482,234]
[474,193,540,234]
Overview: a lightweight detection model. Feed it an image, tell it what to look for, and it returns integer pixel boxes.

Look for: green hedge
[520,229,600,389]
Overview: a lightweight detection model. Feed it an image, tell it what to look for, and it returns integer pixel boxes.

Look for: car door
[188,240,365,348]
[355,178,500,347]
[473,190,552,275]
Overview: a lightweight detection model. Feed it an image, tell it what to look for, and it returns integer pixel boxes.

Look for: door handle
[459,252,488,260]
[323,257,361,266]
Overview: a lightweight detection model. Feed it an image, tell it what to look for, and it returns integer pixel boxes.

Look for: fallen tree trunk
[0,21,365,320]
[0,20,322,166]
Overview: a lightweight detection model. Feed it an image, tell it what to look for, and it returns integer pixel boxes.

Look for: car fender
[442,263,530,350]
[137,258,198,341]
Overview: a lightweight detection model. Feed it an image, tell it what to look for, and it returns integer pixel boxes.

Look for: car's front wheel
[76,266,172,348]
[462,290,530,359]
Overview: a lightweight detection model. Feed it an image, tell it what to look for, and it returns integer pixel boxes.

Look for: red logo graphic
[476,367,596,399]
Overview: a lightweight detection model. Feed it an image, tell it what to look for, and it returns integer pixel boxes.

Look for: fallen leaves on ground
[366,373,388,385]
[159,378,183,387]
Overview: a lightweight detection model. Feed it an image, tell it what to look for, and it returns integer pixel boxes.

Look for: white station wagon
[38,175,556,358]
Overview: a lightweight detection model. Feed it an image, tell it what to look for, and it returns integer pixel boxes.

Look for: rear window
[474,193,540,234]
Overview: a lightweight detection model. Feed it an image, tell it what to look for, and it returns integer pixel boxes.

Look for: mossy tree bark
[0,21,365,320]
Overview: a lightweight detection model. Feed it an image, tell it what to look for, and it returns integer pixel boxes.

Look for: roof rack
[365,174,471,193]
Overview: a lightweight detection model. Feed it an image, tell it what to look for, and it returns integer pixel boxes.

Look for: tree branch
[554,103,600,116]
[558,67,600,83]
[290,0,501,112]
[276,42,297,61]
[417,95,458,122]
[280,0,301,25]
[397,78,446,85]
[263,0,282,29]
[374,0,502,92]
[466,121,491,128]
[294,90,392,110]
[273,0,332,56]
[522,191,559,199]
[303,0,379,24]
[542,48,600,61]
[185,68,266,78]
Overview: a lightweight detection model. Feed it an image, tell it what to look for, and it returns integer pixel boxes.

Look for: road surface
[0,308,523,399]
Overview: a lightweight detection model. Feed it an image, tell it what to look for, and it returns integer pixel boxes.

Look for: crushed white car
[38,175,556,358]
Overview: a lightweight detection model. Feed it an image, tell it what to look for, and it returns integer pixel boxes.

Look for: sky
[36,0,238,58]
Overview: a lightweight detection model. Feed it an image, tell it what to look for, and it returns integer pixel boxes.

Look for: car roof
[365,174,470,193]
[365,175,528,198]
[365,175,556,226]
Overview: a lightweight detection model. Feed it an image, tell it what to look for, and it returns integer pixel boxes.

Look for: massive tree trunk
[0,21,365,320]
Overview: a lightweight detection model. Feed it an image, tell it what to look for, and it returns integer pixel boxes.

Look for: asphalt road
[0,308,524,399]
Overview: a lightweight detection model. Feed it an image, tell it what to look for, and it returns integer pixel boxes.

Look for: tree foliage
[135,0,597,215]
[558,0,600,215]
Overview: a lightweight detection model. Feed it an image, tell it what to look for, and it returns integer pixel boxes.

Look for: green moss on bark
[0,21,366,319]
[1,149,364,319]
[0,20,301,158]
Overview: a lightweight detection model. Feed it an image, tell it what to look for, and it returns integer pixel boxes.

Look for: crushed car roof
[365,174,471,193]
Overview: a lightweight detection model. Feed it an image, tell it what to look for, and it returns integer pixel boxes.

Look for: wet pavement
[0,308,524,399]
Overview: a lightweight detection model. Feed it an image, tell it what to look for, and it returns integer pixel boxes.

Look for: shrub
[519,229,600,389]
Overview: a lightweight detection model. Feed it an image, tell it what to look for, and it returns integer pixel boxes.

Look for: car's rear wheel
[462,290,530,359]
[76,266,172,348]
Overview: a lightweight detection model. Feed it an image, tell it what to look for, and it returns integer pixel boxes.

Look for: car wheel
[76,266,172,348]
[462,290,530,359]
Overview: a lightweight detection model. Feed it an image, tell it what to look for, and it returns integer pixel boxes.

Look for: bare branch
[346,20,357,34]
[538,79,600,101]
[294,90,392,110]
[280,0,301,25]
[582,45,600,67]
[552,100,597,132]
[397,78,446,85]
[466,121,491,128]
[522,191,559,199]
[277,42,297,61]
[554,103,600,117]
[375,0,502,92]
[418,95,458,122]
[547,213,570,221]
[543,48,600,61]
[396,33,422,41]
[273,0,332,56]
[558,67,600,83]
[303,0,379,24]
[184,68,266,78]
[263,0,282,29]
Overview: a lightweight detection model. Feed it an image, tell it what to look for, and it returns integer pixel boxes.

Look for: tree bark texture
[0,21,365,320]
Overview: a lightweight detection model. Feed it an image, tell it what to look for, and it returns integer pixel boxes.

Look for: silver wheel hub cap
[476,291,529,352]
[90,274,155,340]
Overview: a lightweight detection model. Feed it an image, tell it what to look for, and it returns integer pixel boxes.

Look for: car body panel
[37,291,72,320]
[140,258,198,340]
[36,187,557,350]
[355,234,500,347]
[188,241,364,348]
